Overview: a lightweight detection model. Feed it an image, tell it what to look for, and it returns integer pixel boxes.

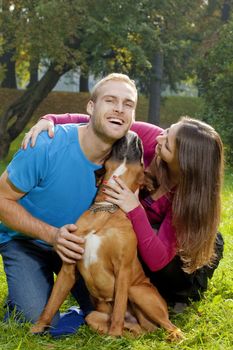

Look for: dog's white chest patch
[83,230,101,268]
[109,159,127,184]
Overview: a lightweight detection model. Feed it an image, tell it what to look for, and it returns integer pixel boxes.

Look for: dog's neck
[90,183,119,213]
[90,201,118,214]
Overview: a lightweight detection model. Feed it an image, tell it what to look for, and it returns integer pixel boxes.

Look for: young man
[0,73,140,333]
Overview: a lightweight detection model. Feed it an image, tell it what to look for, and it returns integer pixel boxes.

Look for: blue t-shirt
[0,124,102,244]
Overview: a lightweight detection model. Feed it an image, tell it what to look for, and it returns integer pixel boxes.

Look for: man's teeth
[108,118,123,125]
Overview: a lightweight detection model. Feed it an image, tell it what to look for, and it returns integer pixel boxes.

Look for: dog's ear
[94,167,106,187]
[137,137,144,167]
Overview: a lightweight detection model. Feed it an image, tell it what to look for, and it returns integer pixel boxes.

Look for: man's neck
[78,125,113,165]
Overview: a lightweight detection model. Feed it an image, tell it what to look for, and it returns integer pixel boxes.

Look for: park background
[0,1,232,349]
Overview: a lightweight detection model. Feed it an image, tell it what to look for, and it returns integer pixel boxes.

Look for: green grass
[0,140,232,349]
[0,173,232,350]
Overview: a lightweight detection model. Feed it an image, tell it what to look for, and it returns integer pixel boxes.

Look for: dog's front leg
[108,265,131,337]
[30,263,77,334]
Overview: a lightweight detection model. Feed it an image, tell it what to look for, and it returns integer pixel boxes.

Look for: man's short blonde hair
[90,73,138,102]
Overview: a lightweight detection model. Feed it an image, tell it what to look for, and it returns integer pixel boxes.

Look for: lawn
[0,148,232,349]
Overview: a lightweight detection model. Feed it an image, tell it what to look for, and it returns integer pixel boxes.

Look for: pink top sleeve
[130,122,163,167]
[126,199,177,271]
[42,114,163,168]
[42,113,89,124]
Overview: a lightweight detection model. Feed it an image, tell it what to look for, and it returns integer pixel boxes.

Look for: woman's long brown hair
[171,117,224,273]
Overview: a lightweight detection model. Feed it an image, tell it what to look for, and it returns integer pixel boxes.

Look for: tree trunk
[0,0,17,89]
[27,59,39,88]
[0,49,17,89]
[79,71,89,92]
[221,0,231,22]
[0,63,71,159]
[148,51,164,126]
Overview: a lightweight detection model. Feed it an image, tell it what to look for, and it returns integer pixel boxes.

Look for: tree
[85,0,208,125]
[0,0,88,158]
[0,1,17,88]
[0,48,17,88]
[0,0,146,158]
[27,59,39,88]
[196,1,233,164]
[142,0,204,125]
[148,52,163,124]
[113,0,206,125]
[0,0,221,158]
[79,72,89,93]
[0,0,150,158]
[0,63,72,158]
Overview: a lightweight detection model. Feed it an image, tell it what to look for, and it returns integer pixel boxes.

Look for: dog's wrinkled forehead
[109,131,143,164]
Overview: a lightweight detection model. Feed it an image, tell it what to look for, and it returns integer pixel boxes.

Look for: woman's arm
[126,205,177,271]
[42,113,90,124]
[103,176,177,271]
[22,114,163,167]
[21,114,90,149]
[45,116,163,167]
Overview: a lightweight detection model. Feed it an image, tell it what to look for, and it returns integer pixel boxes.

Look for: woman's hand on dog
[102,176,140,213]
[53,224,85,264]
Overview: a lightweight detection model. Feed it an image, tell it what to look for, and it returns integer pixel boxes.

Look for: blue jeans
[0,239,93,325]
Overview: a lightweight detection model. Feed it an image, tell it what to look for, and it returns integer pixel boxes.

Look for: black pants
[141,232,224,304]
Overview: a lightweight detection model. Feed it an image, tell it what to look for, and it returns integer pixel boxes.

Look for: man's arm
[0,171,84,263]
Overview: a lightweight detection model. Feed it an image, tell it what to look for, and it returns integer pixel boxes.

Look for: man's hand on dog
[53,224,85,263]
[102,176,140,213]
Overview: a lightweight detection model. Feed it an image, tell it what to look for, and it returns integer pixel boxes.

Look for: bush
[201,106,233,165]
[197,21,233,165]
[136,95,204,127]
[160,95,205,127]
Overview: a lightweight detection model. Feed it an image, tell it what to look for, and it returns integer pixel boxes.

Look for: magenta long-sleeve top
[43,113,177,271]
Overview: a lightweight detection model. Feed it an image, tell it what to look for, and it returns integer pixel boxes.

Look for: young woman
[103,117,224,307]
[23,114,224,310]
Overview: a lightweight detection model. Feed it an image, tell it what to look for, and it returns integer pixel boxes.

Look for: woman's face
[155,123,181,166]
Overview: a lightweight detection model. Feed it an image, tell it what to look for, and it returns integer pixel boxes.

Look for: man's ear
[87,100,94,116]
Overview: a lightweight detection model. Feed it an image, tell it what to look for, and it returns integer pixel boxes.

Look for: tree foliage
[197,17,233,164]
[0,0,225,158]
[195,0,233,164]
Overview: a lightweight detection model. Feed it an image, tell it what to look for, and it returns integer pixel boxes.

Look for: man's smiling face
[87,80,137,143]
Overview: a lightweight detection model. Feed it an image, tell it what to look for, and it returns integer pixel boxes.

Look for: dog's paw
[108,325,123,337]
[124,322,143,336]
[85,311,109,335]
[167,327,184,341]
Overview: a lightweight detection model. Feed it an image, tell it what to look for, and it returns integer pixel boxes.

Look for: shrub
[197,21,233,165]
